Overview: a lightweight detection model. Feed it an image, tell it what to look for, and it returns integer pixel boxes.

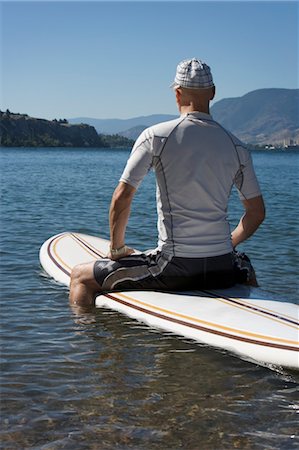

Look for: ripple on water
[1,148,298,449]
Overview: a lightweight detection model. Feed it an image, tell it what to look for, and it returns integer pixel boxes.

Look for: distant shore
[0,111,134,148]
[1,110,298,151]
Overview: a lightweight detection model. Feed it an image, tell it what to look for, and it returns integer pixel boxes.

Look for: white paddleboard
[40,232,299,370]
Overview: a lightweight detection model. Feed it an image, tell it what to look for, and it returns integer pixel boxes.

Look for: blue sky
[1,1,298,120]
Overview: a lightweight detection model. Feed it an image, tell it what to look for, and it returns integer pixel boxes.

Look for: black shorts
[93,251,253,292]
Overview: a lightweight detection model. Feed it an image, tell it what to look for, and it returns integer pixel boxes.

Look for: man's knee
[71,264,85,285]
[71,262,102,292]
[71,263,93,285]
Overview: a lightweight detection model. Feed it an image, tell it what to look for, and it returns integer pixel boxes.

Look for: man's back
[121,112,261,258]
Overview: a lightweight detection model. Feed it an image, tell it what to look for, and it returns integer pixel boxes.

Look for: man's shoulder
[145,116,184,138]
[213,120,247,149]
[132,116,184,154]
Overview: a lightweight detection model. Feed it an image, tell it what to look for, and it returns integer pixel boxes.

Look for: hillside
[211,88,299,145]
[0,111,134,148]
[69,88,298,145]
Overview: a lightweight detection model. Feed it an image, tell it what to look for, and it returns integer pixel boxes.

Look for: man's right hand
[107,245,135,261]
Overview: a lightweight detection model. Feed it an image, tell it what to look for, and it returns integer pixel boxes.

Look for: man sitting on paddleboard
[69,58,265,307]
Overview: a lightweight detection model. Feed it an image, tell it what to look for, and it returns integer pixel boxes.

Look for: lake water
[0,147,298,449]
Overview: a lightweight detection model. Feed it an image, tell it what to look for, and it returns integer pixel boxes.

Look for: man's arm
[108,181,136,260]
[231,195,265,248]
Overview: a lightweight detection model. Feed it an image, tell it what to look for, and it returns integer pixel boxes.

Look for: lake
[0,147,298,449]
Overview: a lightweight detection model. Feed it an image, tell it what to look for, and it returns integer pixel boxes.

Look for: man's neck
[179,104,210,115]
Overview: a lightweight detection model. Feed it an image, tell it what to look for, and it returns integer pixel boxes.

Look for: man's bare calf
[69,261,101,307]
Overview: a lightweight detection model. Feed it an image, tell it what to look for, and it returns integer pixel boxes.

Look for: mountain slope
[210,88,298,144]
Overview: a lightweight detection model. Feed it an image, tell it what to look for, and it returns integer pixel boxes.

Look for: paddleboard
[40,232,299,370]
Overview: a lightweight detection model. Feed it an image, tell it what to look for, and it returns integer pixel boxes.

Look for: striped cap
[171,58,214,89]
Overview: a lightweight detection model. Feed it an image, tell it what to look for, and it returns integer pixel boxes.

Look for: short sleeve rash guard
[120,112,261,257]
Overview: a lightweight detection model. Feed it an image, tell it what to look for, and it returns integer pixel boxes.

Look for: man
[70,58,265,307]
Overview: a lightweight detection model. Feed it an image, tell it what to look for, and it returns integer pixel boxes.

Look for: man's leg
[69,261,101,307]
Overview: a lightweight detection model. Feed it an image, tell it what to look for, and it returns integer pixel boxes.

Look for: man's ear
[210,86,216,100]
[175,88,181,102]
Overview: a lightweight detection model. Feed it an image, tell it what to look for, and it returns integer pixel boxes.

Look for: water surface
[0,148,298,449]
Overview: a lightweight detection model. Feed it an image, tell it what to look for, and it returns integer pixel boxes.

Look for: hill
[69,89,298,145]
[0,111,134,148]
[211,88,299,145]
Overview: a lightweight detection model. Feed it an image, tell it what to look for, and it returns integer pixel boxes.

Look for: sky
[0,1,298,120]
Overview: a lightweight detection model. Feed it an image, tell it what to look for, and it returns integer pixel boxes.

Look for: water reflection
[1,289,298,449]
[62,303,299,449]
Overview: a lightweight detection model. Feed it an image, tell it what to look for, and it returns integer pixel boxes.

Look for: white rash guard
[120,112,261,258]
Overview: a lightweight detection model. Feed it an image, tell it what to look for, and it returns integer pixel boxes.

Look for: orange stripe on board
[105,293,298,353]
[52,235,72,271]
[202,293,298,330]
[114,292,298,347]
